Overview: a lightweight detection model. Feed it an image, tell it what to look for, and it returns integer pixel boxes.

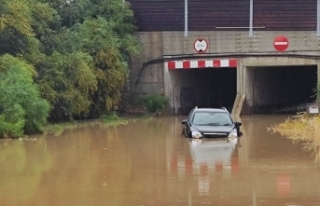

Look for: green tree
[0,0,55,58]
[0,0,141,129]
[76,0,140,116]
[0,55,50,137]
[37,0,140,119]
[36,52,97,121]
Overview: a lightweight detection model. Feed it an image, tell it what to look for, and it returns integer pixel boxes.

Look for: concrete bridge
[128,0,320,115]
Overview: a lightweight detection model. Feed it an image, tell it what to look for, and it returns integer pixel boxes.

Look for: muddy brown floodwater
[0,115,320,206]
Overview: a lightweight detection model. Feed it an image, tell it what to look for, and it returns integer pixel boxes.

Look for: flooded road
[1,115,320,206]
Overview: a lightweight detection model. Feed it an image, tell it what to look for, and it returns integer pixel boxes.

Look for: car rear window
[192,112,233,126]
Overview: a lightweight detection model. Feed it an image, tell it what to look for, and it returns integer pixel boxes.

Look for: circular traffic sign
[194,38,208,53]
[273,35,289,52]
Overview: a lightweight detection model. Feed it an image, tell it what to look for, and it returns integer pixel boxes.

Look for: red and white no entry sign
[273,35,289,52]
[194,38,208,53]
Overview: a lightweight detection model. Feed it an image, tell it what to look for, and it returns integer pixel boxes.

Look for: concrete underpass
[245,65,317,114]
[164,57,320,115]
[168,68,237,114]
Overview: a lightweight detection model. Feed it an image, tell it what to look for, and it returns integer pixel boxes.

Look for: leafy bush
[100,112,129,127]
[0,55,51,138]
[0,105,25,138]
[269,112,320,162]
[139,94,169,115]
[37,52,97,121]
[101,112,120,122]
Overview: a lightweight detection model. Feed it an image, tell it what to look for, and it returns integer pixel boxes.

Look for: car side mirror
[235,122,242,127]
[182,119,187,124]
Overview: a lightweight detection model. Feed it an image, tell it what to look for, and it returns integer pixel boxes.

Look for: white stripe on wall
[220,60,229,67]
[175,61,183,69]
[205,60,213,67]
[190,60,198,68]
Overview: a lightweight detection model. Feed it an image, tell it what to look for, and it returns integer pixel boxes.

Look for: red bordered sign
[273,35,289,52]
[194,38,208,53]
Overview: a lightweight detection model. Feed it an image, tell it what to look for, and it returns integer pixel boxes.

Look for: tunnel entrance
[169,68,237,115]
[246,65,318,114]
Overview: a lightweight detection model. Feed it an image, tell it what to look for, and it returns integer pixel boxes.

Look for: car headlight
[192,131,202,138]
[228,131,238,138]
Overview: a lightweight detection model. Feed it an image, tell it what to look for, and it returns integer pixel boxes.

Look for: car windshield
[192,112,233,126]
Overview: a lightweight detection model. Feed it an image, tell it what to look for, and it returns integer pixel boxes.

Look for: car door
[185,110,194,137]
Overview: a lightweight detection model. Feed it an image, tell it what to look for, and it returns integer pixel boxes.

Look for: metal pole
[184,0,188,37]
[249,0,253,37]
[317,0,320,36]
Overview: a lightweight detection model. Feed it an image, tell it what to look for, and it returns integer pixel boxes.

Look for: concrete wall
[162,31,320,54]
[130,31,320,113]
[130,32,164,94]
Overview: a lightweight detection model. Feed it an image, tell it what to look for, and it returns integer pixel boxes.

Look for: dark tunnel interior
[173,68,237,114]
[170,65,317,115]
[246,65,317,114]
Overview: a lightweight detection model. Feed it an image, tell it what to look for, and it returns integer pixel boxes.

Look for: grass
[269,112,320,162]
[42,113,129,136]
[100,112,128,126]
[43,121,91,136]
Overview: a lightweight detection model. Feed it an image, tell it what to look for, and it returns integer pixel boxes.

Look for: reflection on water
[187,138,239,196]
[189,138,238,166]
[0,115,320,205]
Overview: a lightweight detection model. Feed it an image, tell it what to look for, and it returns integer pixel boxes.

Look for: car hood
[192,125,234,133]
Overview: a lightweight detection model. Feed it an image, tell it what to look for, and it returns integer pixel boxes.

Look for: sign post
[273,35,289,52]
[194,38,208,53]
[308,103,319,114]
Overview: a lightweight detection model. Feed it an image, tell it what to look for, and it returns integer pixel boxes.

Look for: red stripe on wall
[213,60,221,68]
[183,61,191,69]
[229,59,238,67]
[198,60,206,68]
[168,61,176,69]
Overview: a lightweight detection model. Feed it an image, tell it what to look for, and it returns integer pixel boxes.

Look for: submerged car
[182,107,242,139]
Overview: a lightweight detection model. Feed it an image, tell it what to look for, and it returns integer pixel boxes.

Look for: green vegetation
[101,112,128,126]
[139,94,169,115]
[257,84,320,161]
[0,55,50,138]
[0,0,140,138]
[118,93,169,116]
[269,112,320,161]
[42,113,128,136]
[269,112,316,140]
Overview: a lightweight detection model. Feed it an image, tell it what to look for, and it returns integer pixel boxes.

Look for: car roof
[192,107,230,113]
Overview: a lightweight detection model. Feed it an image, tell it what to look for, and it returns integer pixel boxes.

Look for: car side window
[187,110,193,122]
